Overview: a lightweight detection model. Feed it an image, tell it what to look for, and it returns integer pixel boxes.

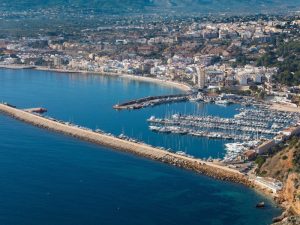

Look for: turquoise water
[0,69,281,224]
[0,69,241,159]
[0,115,281,225]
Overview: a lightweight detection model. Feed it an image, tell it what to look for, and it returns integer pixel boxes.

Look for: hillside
[257,137,300,217]
[1,0,300,14]
[273,216,300,225]
[257,41,300,86]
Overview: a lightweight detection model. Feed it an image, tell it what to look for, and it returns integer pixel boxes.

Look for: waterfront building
[256,140,276,155]
[196,66,206,89]
[281,126,300,137]
[255,177,283,194]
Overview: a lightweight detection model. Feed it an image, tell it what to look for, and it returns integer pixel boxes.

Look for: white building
[255,177,283,194]
[196,66,206,89]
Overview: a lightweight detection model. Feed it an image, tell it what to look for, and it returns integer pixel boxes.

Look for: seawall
[113,93,190,110]
[0,103,252,186]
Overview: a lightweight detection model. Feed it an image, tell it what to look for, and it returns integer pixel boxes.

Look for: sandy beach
[270,103,300,113]
[34,66,192,92]
[0,64,192,92]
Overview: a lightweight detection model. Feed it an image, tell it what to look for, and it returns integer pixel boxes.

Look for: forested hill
[1,0,300,14]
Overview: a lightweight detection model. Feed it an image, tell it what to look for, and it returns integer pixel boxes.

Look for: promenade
[0,65,191,92]
[0,103,250,186]
[34,66,192,92]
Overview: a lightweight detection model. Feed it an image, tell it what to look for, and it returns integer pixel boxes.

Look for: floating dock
[0,103,251,186]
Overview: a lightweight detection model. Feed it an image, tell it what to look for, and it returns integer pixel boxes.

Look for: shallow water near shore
[0,114,281,225]
[0,68,242,159]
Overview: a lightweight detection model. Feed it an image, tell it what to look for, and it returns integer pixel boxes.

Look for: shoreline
[0,103,250,184]
[0,103,286,217]
[0,65,286,219]
[0,65,192,92]
[269,103,300,113]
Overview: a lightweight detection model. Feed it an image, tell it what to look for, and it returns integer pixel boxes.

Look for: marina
[2,1,298,222]
[149,124,253,141]
[0,68,285,224]
[114,92,256,111]
[0,113,281,225]
[147,105,300,163]
[0,102,251,183]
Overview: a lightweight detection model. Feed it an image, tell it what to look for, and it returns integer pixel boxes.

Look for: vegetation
[255,136,300,184]
[221,88,251,96]
[293,144,300,173]
[257,40,300,86]
[255,155,266,169]
[249,86,266,100]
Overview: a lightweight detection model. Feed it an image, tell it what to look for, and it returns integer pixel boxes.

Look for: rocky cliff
[273,216,300,225]
[257,137,300,223]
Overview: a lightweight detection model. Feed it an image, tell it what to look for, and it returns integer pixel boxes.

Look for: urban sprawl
[1,13,300,196]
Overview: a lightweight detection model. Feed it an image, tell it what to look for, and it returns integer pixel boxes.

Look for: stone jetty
[0,103,252,187]
[113,93,191,110]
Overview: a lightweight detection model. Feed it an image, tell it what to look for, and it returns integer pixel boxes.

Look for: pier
[147,107,300,163]
[113,93,191,110]
[0,103,251,186]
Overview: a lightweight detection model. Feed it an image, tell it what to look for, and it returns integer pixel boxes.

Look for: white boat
[189,93,203,102]
[215,100,230,105]
[147,116,156,122]
[149,125,160,131]
[189,97,200,102]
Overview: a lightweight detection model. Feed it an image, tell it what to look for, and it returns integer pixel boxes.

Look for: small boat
[256,202,265,208]
[3,102,16,108]
[204,98,213,103]
[215,100,230,105]
[189,97,198,102]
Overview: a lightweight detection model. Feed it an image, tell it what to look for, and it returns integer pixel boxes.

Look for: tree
[257,90,266,100]
[255,156,266,169]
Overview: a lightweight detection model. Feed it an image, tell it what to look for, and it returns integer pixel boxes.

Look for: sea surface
[0,69,281,224]
[0,69,243,159]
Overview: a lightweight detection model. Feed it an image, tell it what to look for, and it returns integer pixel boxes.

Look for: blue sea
[0,69,281,224]
[0,69,243,159]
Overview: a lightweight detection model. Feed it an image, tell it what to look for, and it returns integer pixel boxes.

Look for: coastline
[0,103,250,184]
[270,103,300,113]
[0,65,191,92]
[0,65,287,219]
[36,67,192,92]
[0,103,287,217]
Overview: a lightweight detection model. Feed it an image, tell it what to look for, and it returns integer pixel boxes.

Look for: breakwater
[0,103,251,186]
[113,93,191,110]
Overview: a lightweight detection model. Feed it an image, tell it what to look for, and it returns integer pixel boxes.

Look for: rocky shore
[273,216,300,225]
[256,136,300,224]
